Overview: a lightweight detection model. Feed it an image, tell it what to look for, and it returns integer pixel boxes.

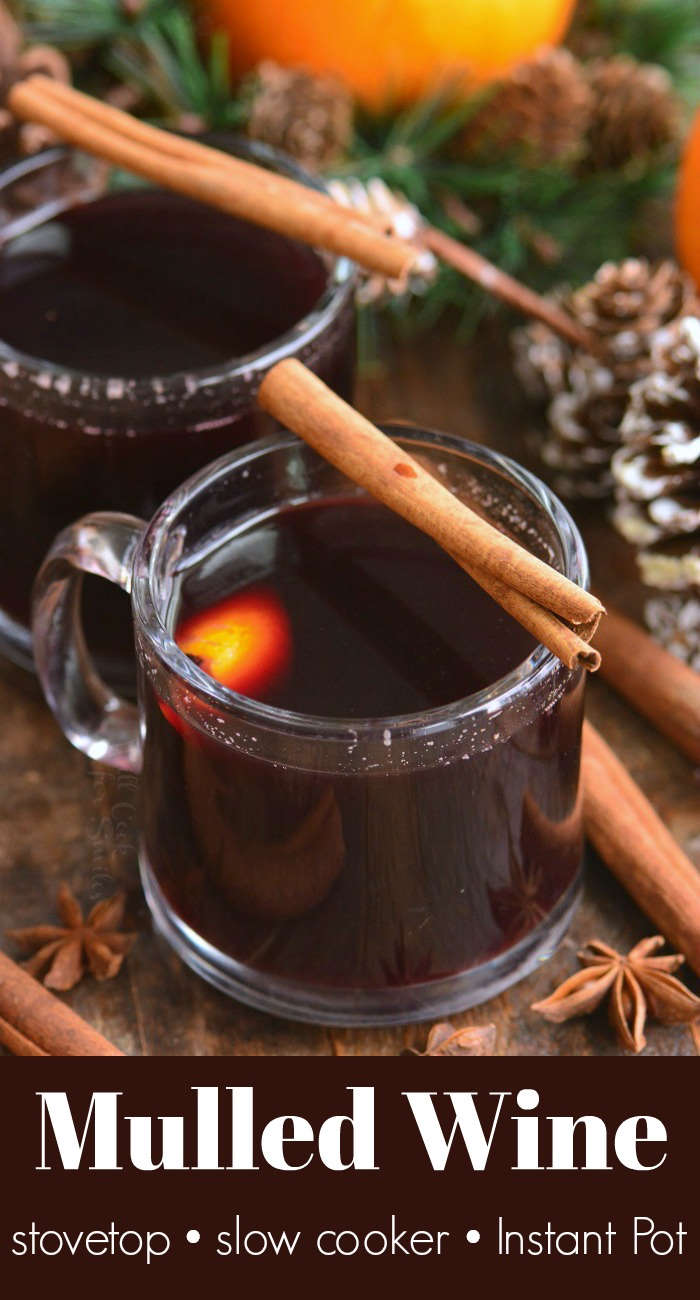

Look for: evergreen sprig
[17,0,241,123]
[333,90,676,332]
[107,9,241,125]
[12,0,695,333]
[15,0,144,48]
[578,0,700,101]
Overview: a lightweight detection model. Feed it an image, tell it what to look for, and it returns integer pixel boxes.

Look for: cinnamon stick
[584,723,700,895]
[10,77,602,356]
[582,722,700,975]
[0,1014,48,1057]
[456,554,601,671]
[29,76,355,223]
[0,949,123,1056]
[258,359,603,636]
[189,132,594,352]
[594,605,700,765]
[8,75,426,283]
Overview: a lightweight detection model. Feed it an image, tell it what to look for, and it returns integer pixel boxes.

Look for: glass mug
[0,139,355,685]
[32,428,587,1025]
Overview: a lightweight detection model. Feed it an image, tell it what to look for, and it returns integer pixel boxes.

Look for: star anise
[409,1021,497,1057]
[532,937,700,1053]
[7,884,136,992]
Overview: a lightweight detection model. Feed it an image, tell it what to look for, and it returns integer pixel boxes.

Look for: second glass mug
[0,138,355,684]
[32,427,587,1025]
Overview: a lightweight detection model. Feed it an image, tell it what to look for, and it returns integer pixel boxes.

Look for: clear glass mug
[0,138,355,685]
[32,427,587,1025]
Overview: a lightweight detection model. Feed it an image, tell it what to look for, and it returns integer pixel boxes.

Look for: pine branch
[587,0,700,65]
[16,0,146,48]
[576,0,700,101]
[13,0,689,338]
[336,103,676,334]
[17,0,247,127]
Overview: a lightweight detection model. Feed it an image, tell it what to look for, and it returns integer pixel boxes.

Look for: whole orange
[676,107,700,287]
[203,0,577,108]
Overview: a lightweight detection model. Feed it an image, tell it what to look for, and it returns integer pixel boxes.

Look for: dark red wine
[0,186,354,676]
[175,499,540,712]
[140,499,583,990]
[0,190,330,375]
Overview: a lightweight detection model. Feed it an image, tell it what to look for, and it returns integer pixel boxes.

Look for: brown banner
[1,1058,696,1284]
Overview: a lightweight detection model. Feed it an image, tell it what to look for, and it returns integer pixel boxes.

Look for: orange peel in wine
[175,588,292,698]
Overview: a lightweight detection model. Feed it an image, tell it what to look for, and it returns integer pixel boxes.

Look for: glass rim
[0,138,355,398]
[131,425,590,743]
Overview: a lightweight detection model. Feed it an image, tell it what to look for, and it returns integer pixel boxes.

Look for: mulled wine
[0,143,355,678]
[33,426,586,1021]
[0,190,332,376]
[140,497,583,994]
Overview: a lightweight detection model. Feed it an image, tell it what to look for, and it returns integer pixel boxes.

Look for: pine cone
[612,317,700,665]
[514,259,700,498]
[643,593,700,671]
[586,56,679,171]
[327,176,428,304]
[462,48,593,166]
[246,61,353,172]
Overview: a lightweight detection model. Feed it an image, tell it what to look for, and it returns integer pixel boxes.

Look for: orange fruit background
[676,106,700,288]
[202,0,577,107]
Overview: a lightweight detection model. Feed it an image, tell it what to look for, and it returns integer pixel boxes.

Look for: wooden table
[1,328,698,1056]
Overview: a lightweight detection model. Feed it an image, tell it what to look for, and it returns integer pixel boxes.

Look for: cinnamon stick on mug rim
[0,949,123,1056]
[26,75,357,223]
[594,604,700,766]
[8,75,597,352]
[258,359,604,669]
[582,722,700,976]
[454,553,601,671]
[8,75,429,285]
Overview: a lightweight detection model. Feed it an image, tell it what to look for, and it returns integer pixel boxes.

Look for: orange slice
[175,588,292,698]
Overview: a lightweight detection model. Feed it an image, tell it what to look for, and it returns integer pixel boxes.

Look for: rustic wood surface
[1,328,698,1057]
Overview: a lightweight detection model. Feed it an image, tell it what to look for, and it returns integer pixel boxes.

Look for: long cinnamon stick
[8,76,426,283]
[584,722,700,894]
[582,722,700,975]
[259,359,603,633]
[0,950,123,1056]
[29,75,356,224]
[157,121,594,354]
[166,124,598,353]
[577,722,697,904]
[594,605,700,765]
[10,77,603,355]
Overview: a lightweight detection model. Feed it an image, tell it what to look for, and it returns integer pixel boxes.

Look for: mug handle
[32,511,147,774]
